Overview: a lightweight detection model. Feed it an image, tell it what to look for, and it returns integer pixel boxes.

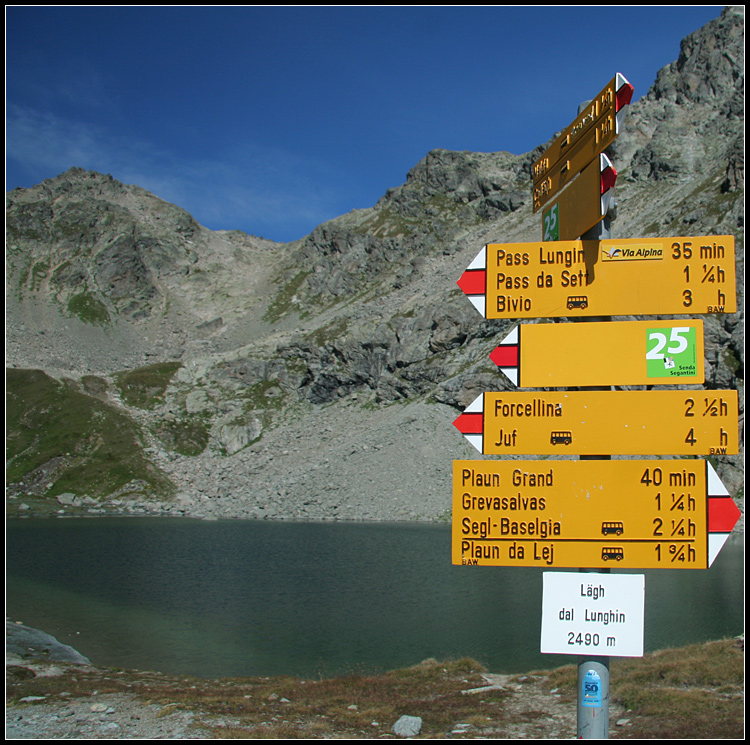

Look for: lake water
[6,518,744,679]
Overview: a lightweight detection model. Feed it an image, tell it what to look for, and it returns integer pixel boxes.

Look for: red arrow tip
[708,497,741,533]
[457,269,486,296]
[616,82,634,111]
[490,344,519,368]
[453,412,484,435]
[601,166,617,194]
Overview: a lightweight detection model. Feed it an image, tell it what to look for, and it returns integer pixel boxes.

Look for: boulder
[392,715,422,737]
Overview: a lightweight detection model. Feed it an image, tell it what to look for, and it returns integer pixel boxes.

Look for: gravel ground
[5,660,588,740]
[6,688,207,739]
[5,625,203,739]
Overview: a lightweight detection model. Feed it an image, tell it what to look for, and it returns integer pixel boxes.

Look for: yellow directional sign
[491,320,705,387]
[532,73,633,185]
[540,153,616,239]
[452,459,740,569]
[533,111,621,213]
[457,235,736,319]
[453,390,738,456]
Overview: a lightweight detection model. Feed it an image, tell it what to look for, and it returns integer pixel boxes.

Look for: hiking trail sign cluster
[451,73,741,573]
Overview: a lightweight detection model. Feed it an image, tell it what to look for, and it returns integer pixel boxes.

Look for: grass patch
[80,375,109,398]
[115,362,182,409]
[543,638,744,739]
[67,291,110,326]
[6,368,174,502]
[610,636,745,737]
[612,685,742,738]
[147,657,507,738]
[611,638,744,690]
[353,207,419,238]
[308,317,349,347]
[264,271,310,323]
[153,414,211,456]
[136,657,499,739]
[6,657,498,738]
[241,379,287,411]
[722,347,742,376]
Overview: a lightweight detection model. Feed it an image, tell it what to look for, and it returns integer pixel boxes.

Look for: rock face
[4,7,744,523]
[6,620,91,665]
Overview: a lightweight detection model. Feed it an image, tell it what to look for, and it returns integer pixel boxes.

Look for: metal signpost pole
[567,101,614,733]
[544,94,615,737]
[577,213,611,739]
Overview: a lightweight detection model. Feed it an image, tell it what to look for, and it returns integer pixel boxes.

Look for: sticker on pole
[581,670,603,708]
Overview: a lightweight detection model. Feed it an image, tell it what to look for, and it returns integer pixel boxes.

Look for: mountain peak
[6,9,745,521]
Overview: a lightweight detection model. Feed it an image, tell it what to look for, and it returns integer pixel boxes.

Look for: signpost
[534,114,626,214]
[454,390,738,456]
[532,72,632,245]
[490,320,705,387]
[532,73,633,188]
[452,459,740,569]
[457,235,737,319]
[450,71,740,738]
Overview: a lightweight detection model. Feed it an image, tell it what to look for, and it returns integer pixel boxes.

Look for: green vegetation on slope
[6,368,174,502]
[152,414,211,457]
[114,362,182,409]
[544,638,744,739]
[67,291,111,326]
[263,270,311,323]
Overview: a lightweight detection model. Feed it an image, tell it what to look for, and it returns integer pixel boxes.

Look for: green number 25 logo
[646,326,696,378]
[543,204,559,241]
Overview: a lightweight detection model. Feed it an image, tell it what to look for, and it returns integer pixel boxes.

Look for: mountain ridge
[6,6,744,522]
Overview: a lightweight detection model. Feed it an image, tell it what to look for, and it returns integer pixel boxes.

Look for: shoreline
[6,509,447,523]
[7,507,745,536]
[6,624,745,739]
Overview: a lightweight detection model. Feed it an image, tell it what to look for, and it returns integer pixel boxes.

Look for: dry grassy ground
[6,637,743,739]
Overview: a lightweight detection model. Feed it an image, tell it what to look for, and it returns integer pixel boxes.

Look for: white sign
[540,572,645,657]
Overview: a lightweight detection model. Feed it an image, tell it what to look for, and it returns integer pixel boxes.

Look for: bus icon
[550,431,573,445]
[567,295,589,309]
[601,521,624,536]
[602,547,624,561]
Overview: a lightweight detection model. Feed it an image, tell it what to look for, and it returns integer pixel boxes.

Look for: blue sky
[6,6,724,243]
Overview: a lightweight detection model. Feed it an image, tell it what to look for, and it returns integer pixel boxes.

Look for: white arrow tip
[501,368,519,386]
[707,462,730,497]
[468,295,486,317]
[501,325,519,346]
[708,533,730,567]
[467,246,487,270]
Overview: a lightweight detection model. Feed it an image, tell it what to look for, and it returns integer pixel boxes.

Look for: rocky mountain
[6,6,744,522]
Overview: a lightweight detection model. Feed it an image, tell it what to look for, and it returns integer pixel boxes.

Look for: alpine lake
[6,517,743,679]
